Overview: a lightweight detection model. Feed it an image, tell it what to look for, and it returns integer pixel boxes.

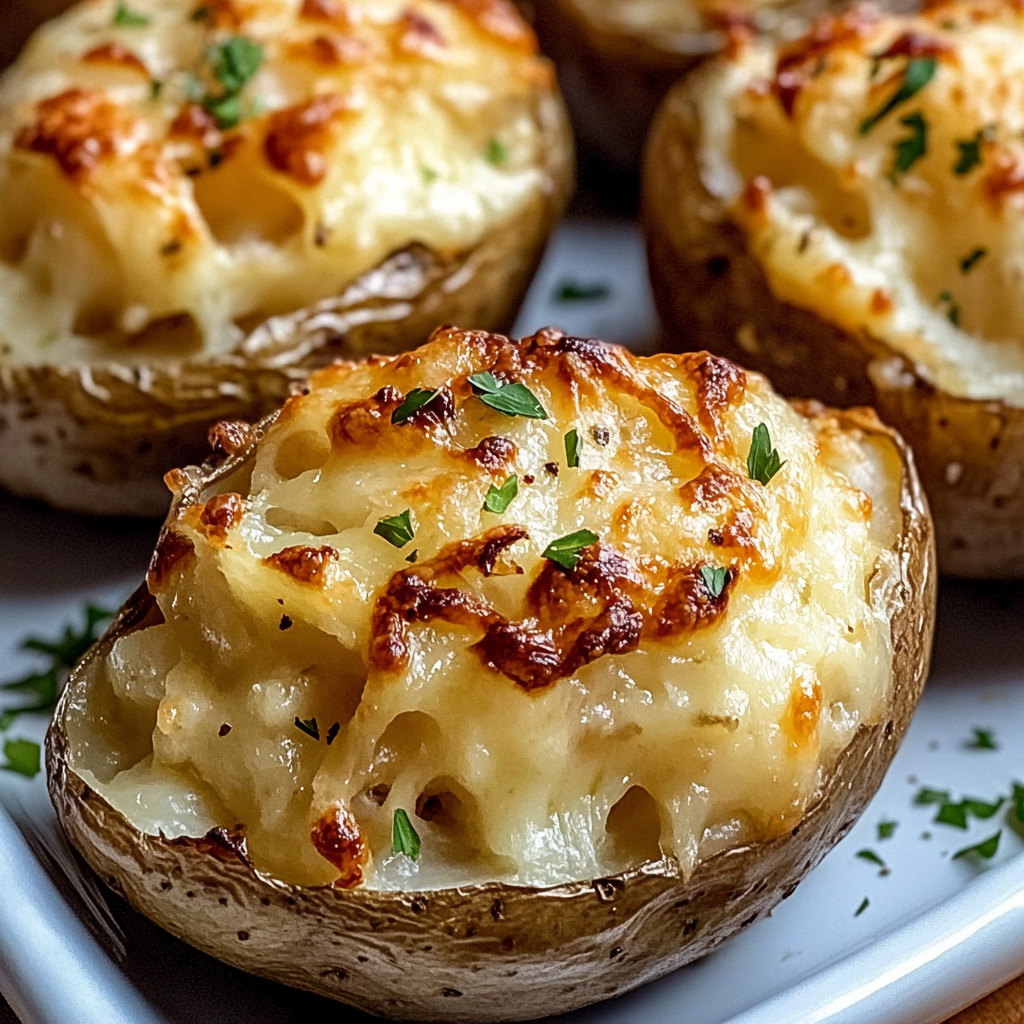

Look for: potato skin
[643,81,1024,579]
[0,93,572,519]
[46,399,934,1022]
[527,0,878,174]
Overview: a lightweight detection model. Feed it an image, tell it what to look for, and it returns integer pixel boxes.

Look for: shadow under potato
[0,491,159,596]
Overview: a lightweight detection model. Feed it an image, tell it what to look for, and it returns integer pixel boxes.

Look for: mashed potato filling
[65,328,899,890]
[0,0,549,365]
[692,0,1024,406]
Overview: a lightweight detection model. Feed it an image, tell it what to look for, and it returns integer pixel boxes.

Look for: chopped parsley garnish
[746,423,785,485]
[859,57,937,135]
[700,565,728,598]
[374,510,415,549]
[878,820,898,841]
[960,248,988,274]
[421,165,439,183]
[0,604,113,730]
[938,290,961,327]
[933,796,1003,829]
[200,37,264,129]
[953,832,1001,861]
[1013,783,1024,826]
[555,281,610,302]
[392,808,421,860]
[914,787,950,806]
[543,529,599,571]
[483,475,518,515]
[855,897,870,917]
[954,128,988,176]
[405,549,419,564]
[113,2,151,26]
[294,716,320,741]
[150,79,163,100]
[2,738,40,779]
[856,848,887,873]
[890,111,928,179]
[392,387,440,424]
[486,139,509,166]
[565,429,581,469]
[966,727,997,750]
[191,4,211,20]
[210,37,263,92]
[468,371,547,420]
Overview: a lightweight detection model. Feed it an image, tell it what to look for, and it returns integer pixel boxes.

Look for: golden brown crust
[642,77,1024,577]
[47,396,934,1022]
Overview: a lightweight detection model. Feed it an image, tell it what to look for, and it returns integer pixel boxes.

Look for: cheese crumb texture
[0,0,551,365]
[690,0,1024,406]
[67,328,899,890]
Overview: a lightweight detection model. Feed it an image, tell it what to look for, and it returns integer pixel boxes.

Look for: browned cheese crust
[47,329,934,1022]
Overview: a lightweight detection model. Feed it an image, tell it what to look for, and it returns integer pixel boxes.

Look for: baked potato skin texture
[47,399,934,1023]
[0,167,571,518]
[643,82,1022,579]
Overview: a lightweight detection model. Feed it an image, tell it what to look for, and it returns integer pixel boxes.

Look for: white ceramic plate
[2,218,1023,1024]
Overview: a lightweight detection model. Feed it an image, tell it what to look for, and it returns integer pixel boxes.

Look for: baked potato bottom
[643,84,1024,578]
[47,402,934,1022]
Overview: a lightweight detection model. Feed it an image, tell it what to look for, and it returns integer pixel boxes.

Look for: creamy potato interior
[689,0,1024,406]
[0,0,548,365]
[65,328,900,891]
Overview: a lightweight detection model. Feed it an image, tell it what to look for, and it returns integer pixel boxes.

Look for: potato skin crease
[47,331,934,1022]
[642,75,1024,579]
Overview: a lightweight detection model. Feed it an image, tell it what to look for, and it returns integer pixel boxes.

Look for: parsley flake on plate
[878,820,898,841]
[543,529,598,570]
[953,832,1001,861]
[555,281,610,302]
[966,727,997,750]
[2,738,40,779]
[483,475,518,515]
[392,808,421,860]
[856,849,888,874]
[855,897,870,917]
[468,372,547,420]
[374,510,415,549]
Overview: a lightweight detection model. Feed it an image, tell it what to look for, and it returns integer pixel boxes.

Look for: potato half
[643,0,1024,577]
[526,0,867,173]
[49,326,934,1022]
[0,0,571,516]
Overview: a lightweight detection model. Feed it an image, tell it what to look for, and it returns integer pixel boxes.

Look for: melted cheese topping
[690,0,1024,406]
[0,0,550,365]
[66,327,899,890]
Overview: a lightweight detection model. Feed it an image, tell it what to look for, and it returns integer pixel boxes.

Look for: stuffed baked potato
[0,0,571,516]
[48,325,934,1021]
[643,0,1024,577]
